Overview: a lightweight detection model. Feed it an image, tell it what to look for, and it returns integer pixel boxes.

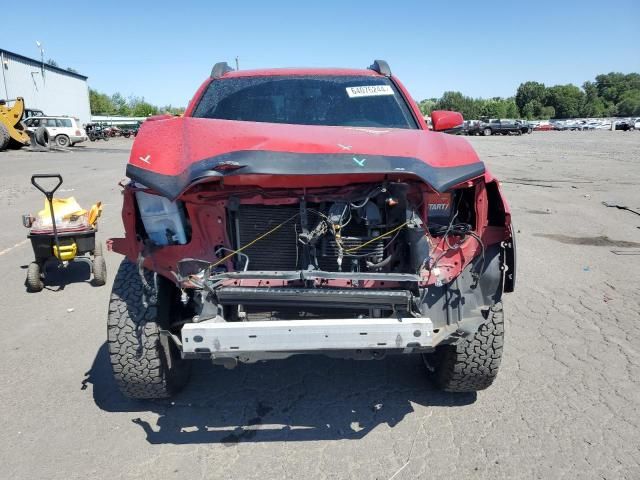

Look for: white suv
[23,116,88,147]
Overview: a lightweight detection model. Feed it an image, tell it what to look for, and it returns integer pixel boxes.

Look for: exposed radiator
[236,204,301,271]
[235,204,384,272]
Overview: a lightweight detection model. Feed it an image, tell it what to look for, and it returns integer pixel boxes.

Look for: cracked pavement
[0,131,639,479]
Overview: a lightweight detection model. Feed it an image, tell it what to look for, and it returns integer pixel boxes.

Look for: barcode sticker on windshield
[346,85,394,98]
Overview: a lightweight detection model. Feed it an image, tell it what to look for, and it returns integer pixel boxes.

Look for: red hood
[127,117,485,199]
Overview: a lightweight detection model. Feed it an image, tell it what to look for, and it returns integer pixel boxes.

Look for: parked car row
[532,118,640,131]
[463,119,532,136]
[459,117,640,134]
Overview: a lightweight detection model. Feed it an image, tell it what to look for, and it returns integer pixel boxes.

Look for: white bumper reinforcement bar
[181,317,433,354]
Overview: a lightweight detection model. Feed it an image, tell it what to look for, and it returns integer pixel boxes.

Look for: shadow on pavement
[83,343,476,445]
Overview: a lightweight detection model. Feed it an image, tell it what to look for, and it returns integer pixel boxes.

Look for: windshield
[192,75,418,129]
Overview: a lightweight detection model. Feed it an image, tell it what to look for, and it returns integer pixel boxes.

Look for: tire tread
[107,259,188,399]
[427,303,504,392]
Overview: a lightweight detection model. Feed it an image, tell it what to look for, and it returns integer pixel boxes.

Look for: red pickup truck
[107,60,516,399]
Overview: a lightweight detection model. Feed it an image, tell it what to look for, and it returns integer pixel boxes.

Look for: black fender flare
[420,244,504,336]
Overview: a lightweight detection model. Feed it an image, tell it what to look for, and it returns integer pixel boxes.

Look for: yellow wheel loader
[0,97,30,151]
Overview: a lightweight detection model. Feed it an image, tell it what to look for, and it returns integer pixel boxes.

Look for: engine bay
[220,181,475,276]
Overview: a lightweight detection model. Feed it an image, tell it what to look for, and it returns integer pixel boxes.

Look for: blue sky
[5,0,639,106]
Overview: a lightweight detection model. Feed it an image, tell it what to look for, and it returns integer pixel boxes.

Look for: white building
[0,48,91,124]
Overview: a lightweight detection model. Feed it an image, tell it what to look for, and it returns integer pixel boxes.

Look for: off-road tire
[0,123,10,151]
[425,303,504,392]
[26,262,44,292]
[55,135,70,147]
[107,259,190,399]
[92,255,107,286]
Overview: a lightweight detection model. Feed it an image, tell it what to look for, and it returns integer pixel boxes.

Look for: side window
[45,119,57,127]
[56,119,72,127]
[31,118,40,127]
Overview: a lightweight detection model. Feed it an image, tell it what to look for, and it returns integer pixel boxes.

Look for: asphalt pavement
[1,131,639,479]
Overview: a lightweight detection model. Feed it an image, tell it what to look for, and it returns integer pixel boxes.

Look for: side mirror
[431,110,464,133]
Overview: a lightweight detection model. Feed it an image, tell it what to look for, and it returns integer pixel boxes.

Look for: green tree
[89,88,185,117]
[616,90,640,116]
[545,84,585,118]
[481,100,506,119]
[417,98,437,116]
[425,71,638,120]
[595,72,640,105]
[539,106,555,119]
[504,99,519,118]
[129,96,158,117]
[434,91,481,119]
[111,93,131,116]
[515,81,547,113]
[580,81,606,117]
[435,91,467,113]
[521,100,538,119]
[89,88,115,115]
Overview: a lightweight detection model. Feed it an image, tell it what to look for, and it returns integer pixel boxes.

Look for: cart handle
[31,174,63,198]
[31,174,63,263]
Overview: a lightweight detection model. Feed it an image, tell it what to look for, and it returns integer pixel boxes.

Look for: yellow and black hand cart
[23,174,106,292]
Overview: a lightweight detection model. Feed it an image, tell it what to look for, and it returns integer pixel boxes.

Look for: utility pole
[36,41,45,83]
[235,56,239,71]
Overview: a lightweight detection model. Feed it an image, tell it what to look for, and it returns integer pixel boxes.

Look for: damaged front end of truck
[106,64,515,399]
[110,116,514,371]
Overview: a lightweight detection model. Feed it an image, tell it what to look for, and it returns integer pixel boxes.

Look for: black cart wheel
[26,262,44,292]
[92,255,107,286]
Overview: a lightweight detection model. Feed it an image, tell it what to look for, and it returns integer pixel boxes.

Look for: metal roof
[0,48,88,80]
